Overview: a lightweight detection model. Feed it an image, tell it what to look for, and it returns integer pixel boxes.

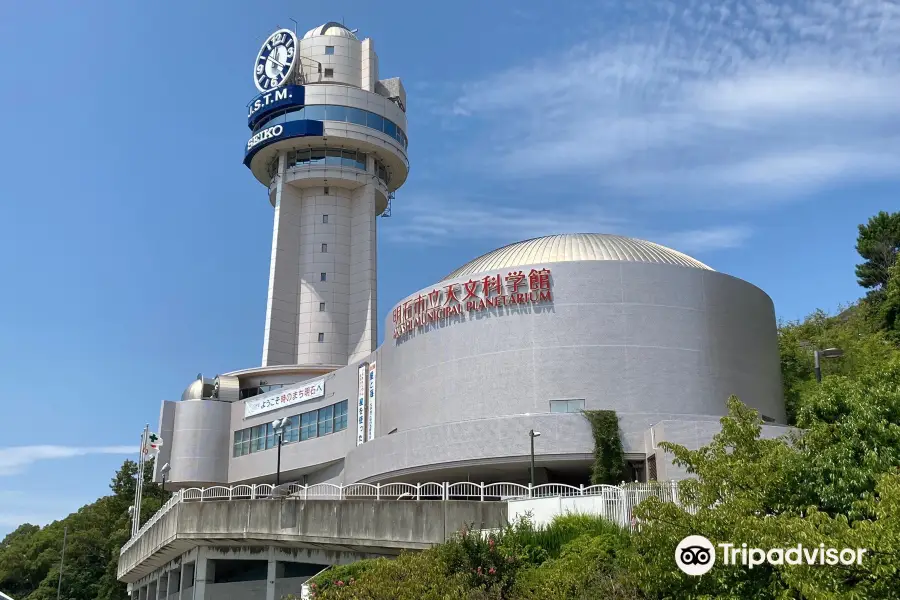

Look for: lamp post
[160,463,170,490]
[814,347,844,383]
[529,430,541,488]
[272,417,289,486]
[56,525,67,600]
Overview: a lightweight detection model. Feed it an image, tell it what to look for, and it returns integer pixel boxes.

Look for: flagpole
[132,425,148,536]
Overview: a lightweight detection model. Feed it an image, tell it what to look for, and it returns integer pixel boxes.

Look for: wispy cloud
[0,445,135,476]
[386,192,750,252]
[383,193,624,245]
[444,0,900,204]
[658,225,753,254]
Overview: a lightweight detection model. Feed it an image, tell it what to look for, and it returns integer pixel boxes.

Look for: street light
[529,430,541,488]
[160,463,170,490]
[814,347,844,383]
[272,417,290,486]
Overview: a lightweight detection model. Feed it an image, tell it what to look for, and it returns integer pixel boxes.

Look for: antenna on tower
[289,18,298,36]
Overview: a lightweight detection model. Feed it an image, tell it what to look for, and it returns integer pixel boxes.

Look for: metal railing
[122,480,681,554]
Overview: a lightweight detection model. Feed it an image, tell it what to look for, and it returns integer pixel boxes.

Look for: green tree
[879,258,900,341]
[629,396,900,599]
[0,458,169,600]
[789,358,900,518]
[855,210,900,290]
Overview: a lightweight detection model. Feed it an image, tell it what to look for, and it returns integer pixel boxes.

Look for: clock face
[254,29,298,92]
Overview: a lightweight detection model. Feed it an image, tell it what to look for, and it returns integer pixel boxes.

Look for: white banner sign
[366,362,376,442]
[243,378,325,418]
[356,364,367,445]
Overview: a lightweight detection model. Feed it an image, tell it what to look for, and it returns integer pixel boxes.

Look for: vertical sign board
[356,364,367,446]
[367,362,377,442]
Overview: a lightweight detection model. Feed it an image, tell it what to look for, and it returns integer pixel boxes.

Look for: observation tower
[243,22,409,368]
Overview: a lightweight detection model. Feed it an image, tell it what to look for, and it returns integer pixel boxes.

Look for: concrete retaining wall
[119,499,508,582]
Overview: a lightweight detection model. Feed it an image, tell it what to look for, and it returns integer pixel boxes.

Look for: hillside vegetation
[0,461,169,600]
[2,211,899,599]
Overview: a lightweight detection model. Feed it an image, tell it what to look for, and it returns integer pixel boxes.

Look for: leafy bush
[303,513,633,600]
[305,551,488,600]
[511,526,639,599]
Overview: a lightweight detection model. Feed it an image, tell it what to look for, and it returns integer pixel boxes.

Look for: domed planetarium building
[153,22,788,494]
[117,22,791,596]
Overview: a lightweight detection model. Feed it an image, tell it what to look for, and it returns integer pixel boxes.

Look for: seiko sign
[243,119,325,167]
[247,124,283,151]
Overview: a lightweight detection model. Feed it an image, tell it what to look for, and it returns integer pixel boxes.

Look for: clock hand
[267,54,286,69]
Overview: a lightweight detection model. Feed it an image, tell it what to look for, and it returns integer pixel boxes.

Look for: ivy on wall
[583,410,626,485]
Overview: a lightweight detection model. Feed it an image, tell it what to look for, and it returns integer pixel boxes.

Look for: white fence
[122,481,681,554]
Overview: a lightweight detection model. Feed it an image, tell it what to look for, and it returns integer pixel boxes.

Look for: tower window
[322,214,328,223]
[318,333,325,342]
[324,68,334,78]
[320,273,327,281]
[324,186,330,195]
[325,46,335,55]
[321,243,327,253]
[319,302,326,312]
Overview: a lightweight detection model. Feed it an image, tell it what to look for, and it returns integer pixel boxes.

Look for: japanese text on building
[392,268,553,339]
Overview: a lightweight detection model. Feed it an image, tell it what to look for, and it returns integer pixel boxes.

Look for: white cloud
[385,191,750,252]
[658,225,753,254]
[444,0,900,204]
[0,445,135,476]
[383,193,624,245]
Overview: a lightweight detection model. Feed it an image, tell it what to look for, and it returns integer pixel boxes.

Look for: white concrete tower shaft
[244,22,409,369]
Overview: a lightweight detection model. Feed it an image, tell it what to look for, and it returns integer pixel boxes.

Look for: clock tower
[242,22,408,369]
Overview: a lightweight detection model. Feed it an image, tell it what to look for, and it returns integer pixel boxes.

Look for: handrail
[121,480,681,554]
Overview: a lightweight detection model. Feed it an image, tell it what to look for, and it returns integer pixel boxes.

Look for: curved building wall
[342,260,783,481]
[168,400,232,485]
[298,33,364,88]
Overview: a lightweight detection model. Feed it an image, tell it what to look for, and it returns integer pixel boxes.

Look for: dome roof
[181,377,216,401]
[444,233,713,279]
[303,22,358,40]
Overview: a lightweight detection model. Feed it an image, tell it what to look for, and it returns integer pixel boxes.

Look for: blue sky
[1,0,897,535]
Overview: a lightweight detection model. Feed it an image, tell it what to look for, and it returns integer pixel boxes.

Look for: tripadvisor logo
[675,535,868,576]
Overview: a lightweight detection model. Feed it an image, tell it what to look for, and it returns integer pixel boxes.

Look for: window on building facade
[300,411,317,441]
[254,106,408,150]
[233,400,350,457]
[319,302,326,311]
[324,68,334,77]
[233,429,250,457]
[321,243,327,252]
[325,46,335,55]
[318,405,334,436]
[238,383,287,400]
[250,425,266,453]
[322,214,328,223]
[284,417,299,443]
[549,399,585,413]
[335,400,348,431]
[320,272,326,281]
[318,332,325,342]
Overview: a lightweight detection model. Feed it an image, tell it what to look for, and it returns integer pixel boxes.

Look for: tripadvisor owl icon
[676,535,716,576]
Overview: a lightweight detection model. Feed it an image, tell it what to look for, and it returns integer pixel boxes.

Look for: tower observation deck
[243,21,409,369]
